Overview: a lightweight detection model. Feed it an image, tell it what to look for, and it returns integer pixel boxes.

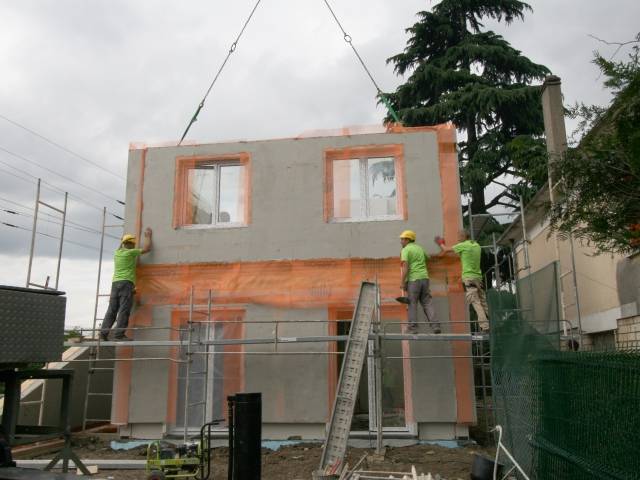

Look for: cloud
[1,0,638,327]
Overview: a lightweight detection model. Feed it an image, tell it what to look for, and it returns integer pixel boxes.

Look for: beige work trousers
[463,278,489,331]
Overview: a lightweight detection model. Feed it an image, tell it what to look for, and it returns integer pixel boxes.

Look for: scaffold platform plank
[63,333,489,348]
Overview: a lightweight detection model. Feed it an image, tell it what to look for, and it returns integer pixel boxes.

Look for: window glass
[367,157,397,217]
[189,165,215,224]
[332,159,361,219]
[331,156,399,221]
[218,165,244,224]
[186,163,245,226]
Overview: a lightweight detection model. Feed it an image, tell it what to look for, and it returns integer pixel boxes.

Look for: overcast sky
[1,0,638,328]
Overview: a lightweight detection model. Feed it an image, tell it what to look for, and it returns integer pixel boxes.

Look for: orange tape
[135,148,147,240]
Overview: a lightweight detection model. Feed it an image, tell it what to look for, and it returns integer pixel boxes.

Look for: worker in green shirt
[436,230,489,331]
[100,228,152,341]
[399,230,440,334]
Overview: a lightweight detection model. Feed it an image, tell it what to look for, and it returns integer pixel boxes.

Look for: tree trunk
[470,184,486,215]
[466,117,486,214]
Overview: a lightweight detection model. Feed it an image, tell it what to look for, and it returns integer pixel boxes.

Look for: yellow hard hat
[399,230,416,241]
[121,234,136,245]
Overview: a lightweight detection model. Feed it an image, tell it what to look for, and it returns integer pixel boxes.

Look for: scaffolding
[26,178,68,290]
[29,192,565,449]
[33,199,573,450]
[64,279,503,452]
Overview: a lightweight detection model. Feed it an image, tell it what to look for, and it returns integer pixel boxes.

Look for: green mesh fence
[489,262,640,479]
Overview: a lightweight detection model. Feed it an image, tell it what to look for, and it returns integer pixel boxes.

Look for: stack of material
[345,466,440,480]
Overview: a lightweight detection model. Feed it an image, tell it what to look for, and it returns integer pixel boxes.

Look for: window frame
[168,307,245,432]
[324,144,407,223]
[173,153,251,229]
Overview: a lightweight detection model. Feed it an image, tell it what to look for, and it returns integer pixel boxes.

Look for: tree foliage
[384,0,550,214]
[549,33,640,254]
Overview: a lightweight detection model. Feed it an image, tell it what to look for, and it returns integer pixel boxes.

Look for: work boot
[406,323,419,334]
[432,326,442,334]
[114,335,132,342]
[99,333,109,342]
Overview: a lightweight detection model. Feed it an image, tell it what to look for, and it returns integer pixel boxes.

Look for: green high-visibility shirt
[400,242,429,281]
[112,248,143,284]
[452,240,482,280]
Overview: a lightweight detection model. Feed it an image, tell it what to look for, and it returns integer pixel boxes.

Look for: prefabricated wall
[114,124,474,440]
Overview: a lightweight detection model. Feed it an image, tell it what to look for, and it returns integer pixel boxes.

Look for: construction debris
[345,465,441,479]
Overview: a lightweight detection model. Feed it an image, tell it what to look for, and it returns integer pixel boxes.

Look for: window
[328,305,413,433]
[174,153,250,228]
[325,145,406,222]
[170,309,244,433]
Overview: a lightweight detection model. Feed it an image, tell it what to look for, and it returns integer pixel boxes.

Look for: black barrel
[470,453,503,480]
[228,393,261,480]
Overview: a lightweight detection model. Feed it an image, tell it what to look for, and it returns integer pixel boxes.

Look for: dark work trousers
[101,280,135,338]
[407,279,439,329]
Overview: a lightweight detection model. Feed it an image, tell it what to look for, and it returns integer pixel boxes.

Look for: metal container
[228,392,262,480]
[0,286,66,365]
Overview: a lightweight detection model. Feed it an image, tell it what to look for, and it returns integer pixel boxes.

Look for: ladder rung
[85,418,111,422]
[88,392,113,397]
[188,401,206,407]
[97,294,111,297]
[559,271,573,279]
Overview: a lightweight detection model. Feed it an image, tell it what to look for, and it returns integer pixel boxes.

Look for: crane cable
[178,0,401,145]
[179,0,263,145]
[321,0,400,123]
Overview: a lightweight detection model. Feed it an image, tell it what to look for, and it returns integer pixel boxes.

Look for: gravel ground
[29,436,495,479]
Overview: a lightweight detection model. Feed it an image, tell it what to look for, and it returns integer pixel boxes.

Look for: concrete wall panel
[244,306,329,424]
[118,129,471,439]
[128,307,172,423]
[132,132,443,265]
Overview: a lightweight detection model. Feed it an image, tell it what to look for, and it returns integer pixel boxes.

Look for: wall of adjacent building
[513,214,639,334]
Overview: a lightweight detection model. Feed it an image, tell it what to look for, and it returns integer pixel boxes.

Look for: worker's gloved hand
[434,235,445,246]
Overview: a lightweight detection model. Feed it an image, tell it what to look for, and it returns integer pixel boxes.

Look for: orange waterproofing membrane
[114,123,474,427]
[133,257,458,310]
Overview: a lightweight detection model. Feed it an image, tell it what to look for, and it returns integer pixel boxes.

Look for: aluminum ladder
[82,207,122,430]
[317,281,377,477]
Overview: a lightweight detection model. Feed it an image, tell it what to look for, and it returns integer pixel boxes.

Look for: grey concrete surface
[126,131,444,264]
